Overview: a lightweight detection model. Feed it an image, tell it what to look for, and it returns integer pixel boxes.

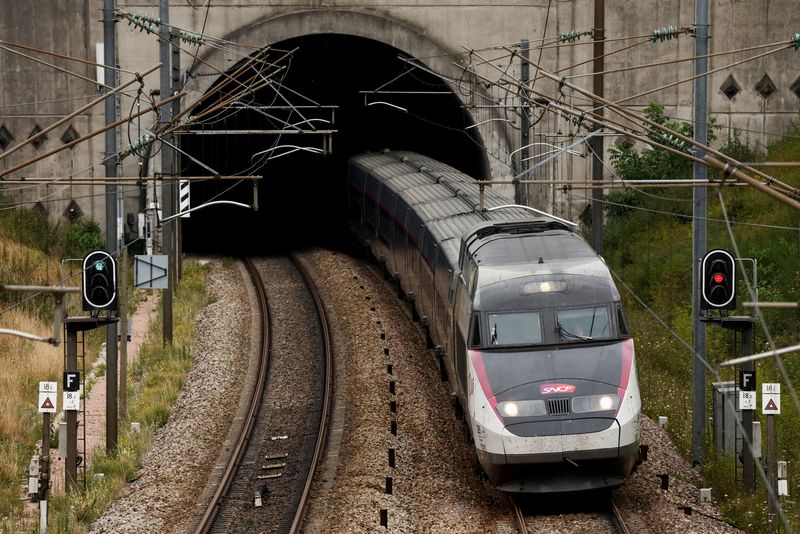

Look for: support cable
[508,51,800,203]
[0,38,139,75]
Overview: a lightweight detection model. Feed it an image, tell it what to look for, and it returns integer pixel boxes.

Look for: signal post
[62,317,116,491]
[51,250,120,492]
[699,249,756,492]
[80,250,120,458]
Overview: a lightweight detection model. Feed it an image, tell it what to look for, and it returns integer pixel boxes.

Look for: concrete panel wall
[0,1,105,226]
[1,0,798,232]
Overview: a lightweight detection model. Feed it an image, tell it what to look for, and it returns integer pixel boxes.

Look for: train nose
[504,418,617,440]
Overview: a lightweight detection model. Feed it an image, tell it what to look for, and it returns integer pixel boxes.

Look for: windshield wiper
[557,322,593,341]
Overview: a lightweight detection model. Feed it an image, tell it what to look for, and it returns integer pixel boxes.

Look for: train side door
[401,207,412,281]
[364,174,380,237]
[451,274,471,398]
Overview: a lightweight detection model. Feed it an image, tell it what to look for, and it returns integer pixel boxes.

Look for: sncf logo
[540,383,576,394]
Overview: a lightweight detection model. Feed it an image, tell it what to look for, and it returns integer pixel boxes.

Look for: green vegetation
[604,104,800,532]
[1,109,799,532]
[44,260,208,533]
[0,192,210,532]
[0,201,104,528]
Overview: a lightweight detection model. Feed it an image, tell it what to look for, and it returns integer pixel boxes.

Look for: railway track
[88,252,741,533]
[508,491,629,533]
[194,256,332,533]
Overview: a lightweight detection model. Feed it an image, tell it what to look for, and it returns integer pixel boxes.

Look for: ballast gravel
[88,253,746,533]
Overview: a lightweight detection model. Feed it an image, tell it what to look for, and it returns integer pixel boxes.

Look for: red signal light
[701,249,736,310]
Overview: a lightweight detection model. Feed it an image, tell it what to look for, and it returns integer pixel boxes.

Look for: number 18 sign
[762,383,781,415]
[739,390,756,410]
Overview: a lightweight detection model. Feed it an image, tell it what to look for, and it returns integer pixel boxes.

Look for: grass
[0,120,797,533]
[3,258,209,533]
[0,238,78,526]
[606,122,800,532]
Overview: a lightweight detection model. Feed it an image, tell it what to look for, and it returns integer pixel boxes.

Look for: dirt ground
[48,293,160,494]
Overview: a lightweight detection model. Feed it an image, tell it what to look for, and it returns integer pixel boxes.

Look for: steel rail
[508,496,530,534]
[194,257,270,534]
[610,496,630,534]
[288,254,333,534]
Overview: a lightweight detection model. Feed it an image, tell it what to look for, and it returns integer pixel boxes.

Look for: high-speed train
[346,150,641,493]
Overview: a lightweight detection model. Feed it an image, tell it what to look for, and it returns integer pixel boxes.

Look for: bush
[606,110,800,531]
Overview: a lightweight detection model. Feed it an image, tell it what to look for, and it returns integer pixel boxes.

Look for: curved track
[194,258,271,533]
[194,256,332,533]
[288,254,333,533]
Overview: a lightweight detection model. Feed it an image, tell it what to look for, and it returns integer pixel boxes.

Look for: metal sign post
[37,381,56,532]
[701,315,756,491]
[762,383,780,519]
[63,317,117,491]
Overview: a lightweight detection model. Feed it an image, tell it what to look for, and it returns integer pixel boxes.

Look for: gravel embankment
[89,259,255,534]
[89,252,746,533]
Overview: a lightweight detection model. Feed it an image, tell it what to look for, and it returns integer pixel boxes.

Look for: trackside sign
[762,383,781,415]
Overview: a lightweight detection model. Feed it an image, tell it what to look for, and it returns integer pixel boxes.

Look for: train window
[486,311,542,346]
[616,304,631,336]
[556,306,611,341]
[465,260,479,297]
[469,313,481,347]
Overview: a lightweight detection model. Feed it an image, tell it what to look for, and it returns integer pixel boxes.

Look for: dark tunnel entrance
[180,34,488,254]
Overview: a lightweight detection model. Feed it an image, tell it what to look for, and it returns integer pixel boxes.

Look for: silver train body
[347,150,641,493]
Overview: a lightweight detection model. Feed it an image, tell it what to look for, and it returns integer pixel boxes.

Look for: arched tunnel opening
[179,33,489,255]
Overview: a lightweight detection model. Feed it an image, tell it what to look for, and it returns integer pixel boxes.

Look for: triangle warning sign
[41,397,54,410]
[765,398,778,411]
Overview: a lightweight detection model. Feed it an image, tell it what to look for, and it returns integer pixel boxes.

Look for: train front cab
[454,227,641,493]
[465,300,641,492]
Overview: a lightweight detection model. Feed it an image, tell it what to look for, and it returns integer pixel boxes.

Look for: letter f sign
[64,371,80,392]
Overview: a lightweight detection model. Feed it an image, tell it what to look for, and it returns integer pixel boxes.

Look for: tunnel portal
[180,33,488,254]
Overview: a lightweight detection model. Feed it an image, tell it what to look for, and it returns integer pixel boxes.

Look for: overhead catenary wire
[0,92,184,179]
[118,10,272,53]
[552,38,653,76]
[508,51,800,205]
[612,42,793,106]
[0,38,139,75]
[450,35,795,146]
[610,257,792,531]
[400,41,795,209]
[0,43,115,90]
[565,38,796,80]
[537,30,685,50]
[0,63,161,163]
[0,93,110,110]
[111,47,295,165]
[164,47,294,130]
[713,190,795,530]
[461,51,707,164]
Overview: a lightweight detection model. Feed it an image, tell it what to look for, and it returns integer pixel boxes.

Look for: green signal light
[94,261,105,271]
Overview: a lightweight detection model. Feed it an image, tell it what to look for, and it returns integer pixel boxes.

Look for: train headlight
[522,280,567,295]
[497,400,547,418]
[571,394,619,413]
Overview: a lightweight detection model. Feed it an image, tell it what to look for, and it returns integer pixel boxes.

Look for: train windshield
[556,306,611,341]
[487,311,543,345]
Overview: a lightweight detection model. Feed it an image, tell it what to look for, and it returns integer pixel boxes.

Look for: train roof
[466,223,620,307]
[474,231,612,281]
[350,150,546,218]
[349,151,604,277]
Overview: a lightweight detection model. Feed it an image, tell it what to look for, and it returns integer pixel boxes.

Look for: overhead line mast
[102,0,120,453]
